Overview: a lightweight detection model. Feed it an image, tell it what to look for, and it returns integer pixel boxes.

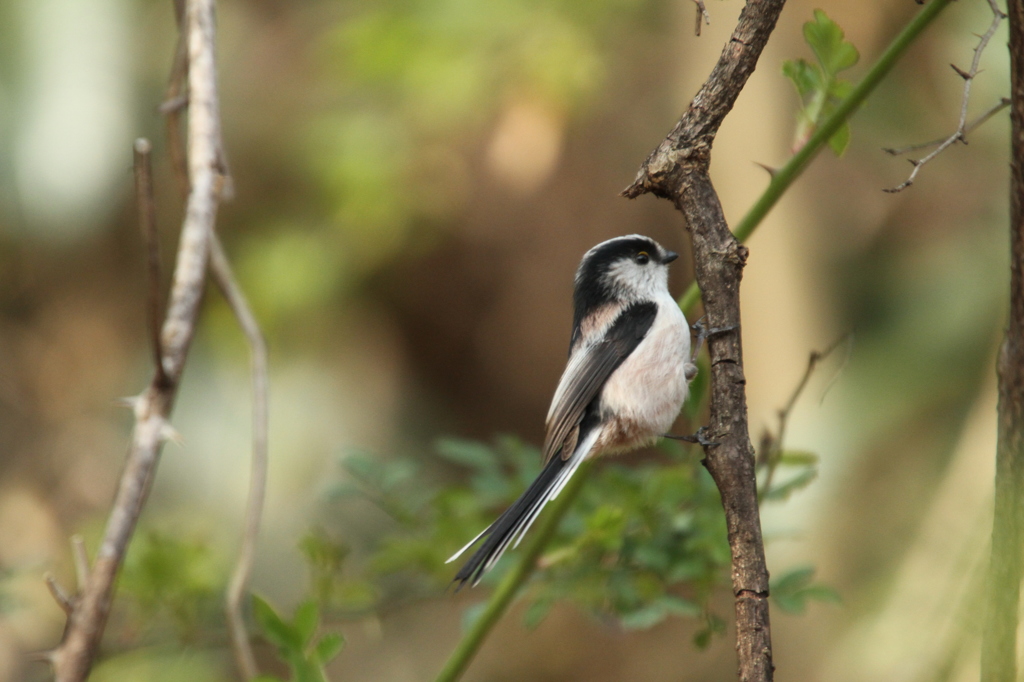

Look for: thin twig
[760,334,850,497]
[48,1,224,679]
[883,97,1010,155]
[44,574,73,615]
[693,0,711,37]
[133,139,167,387]
[673,0,959,314]
[70,536,88,590]
[212,235,268,682]
[886,0,1007,192]
[164,8,191,203]
[164,2,256,676]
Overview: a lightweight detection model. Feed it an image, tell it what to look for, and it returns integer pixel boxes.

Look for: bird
[447,234,697,588]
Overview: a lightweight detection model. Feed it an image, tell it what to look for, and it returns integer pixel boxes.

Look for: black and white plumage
[447,235,695,587]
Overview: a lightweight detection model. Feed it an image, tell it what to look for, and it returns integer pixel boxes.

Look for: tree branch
[885,0,1007,192]
[675,0,958,314]
[47,1,225,679]
[623,2,790,679]
[433,463,593,682]
[982,1,1024,679]
[212,235,269,682]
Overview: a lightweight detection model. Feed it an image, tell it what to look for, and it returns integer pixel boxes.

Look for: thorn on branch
[884,2,1005,191]
[159,95,189,114]
[951,63,971,80]
[753,162,778,178]
[44,573,73,615]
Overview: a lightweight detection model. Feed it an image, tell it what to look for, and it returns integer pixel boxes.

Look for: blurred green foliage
[252,596,345,682]
[783,9,860,156]
[319,428,836,647]
[238,0,667,329]
[118,530,223,644]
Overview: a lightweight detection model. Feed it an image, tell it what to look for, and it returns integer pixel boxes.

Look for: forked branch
[885,0,1007,192]
[44,1,226,679]
[623,1,788,680]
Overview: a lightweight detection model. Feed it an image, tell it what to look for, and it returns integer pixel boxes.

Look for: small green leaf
[782,59,822,99]
[777,450,819,466]
[293,600,319,647]
[313,633,346,665]
[659,595,701,618]
[763,468,817,501]
[435,438,499,471]
[772,567,840,614]
[619,603,669,630]
[524,598,554,630]
[803,9,859,76]
[253,595,300,650]
[827,122,851,156]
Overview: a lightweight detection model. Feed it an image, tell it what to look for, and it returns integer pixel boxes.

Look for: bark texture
[623,1,787,680]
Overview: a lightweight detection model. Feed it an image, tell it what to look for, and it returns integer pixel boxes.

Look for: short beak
[662,250,679,264]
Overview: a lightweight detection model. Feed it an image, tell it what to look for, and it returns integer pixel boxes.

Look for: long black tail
[448,453,569,589]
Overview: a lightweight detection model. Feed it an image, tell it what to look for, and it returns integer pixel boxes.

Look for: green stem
[435,2,958,679]
[678,0,956,315]
[434,462,593,682]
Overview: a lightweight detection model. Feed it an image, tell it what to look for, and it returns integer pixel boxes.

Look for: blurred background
[0,0,1012,680]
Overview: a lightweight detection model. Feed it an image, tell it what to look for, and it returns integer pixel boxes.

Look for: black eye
[636,252,650,265]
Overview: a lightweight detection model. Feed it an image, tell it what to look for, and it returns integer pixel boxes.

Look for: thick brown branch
[623,0,787,200]
[982,1,1024,679]
[886,0,1006,192]
[49,1,224,679]
[623,1,787,680]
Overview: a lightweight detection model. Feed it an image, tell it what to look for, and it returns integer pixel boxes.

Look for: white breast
[598,294,690,442]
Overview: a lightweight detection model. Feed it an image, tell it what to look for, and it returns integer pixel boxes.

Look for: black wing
[541,301,657,464]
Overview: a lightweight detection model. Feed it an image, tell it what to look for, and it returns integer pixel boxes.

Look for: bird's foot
[663,426,720,447]
[690,317,738,363]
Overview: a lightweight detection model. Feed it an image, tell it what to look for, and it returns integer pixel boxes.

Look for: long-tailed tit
[448,235,696,587]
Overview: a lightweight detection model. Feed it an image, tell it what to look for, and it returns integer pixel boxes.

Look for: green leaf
[253,595,301,650]
[782,58,822,99]
[827,122,851,156]
[659,594,701,618]
[763,468,817,501]
[435,438,499,471]
[803,9,859,76]
[784,10,859,157]
[293,600,320,647]
[619,602,669,630]
[523,598,554,630]
[313,633,346,665]
[777,450,819,466]
[772,567,841,614]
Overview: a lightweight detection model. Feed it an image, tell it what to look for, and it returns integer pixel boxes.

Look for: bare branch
[622,1,787,680]
[44,574,73,615]
[883,97,1010,156]
[211,235,268,682]
[885,0,1006,192]
[70,536,88,590]
[759,334,850,497]
[48,1,224,679]
[133,139,167,387]
[693,0,711,37]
